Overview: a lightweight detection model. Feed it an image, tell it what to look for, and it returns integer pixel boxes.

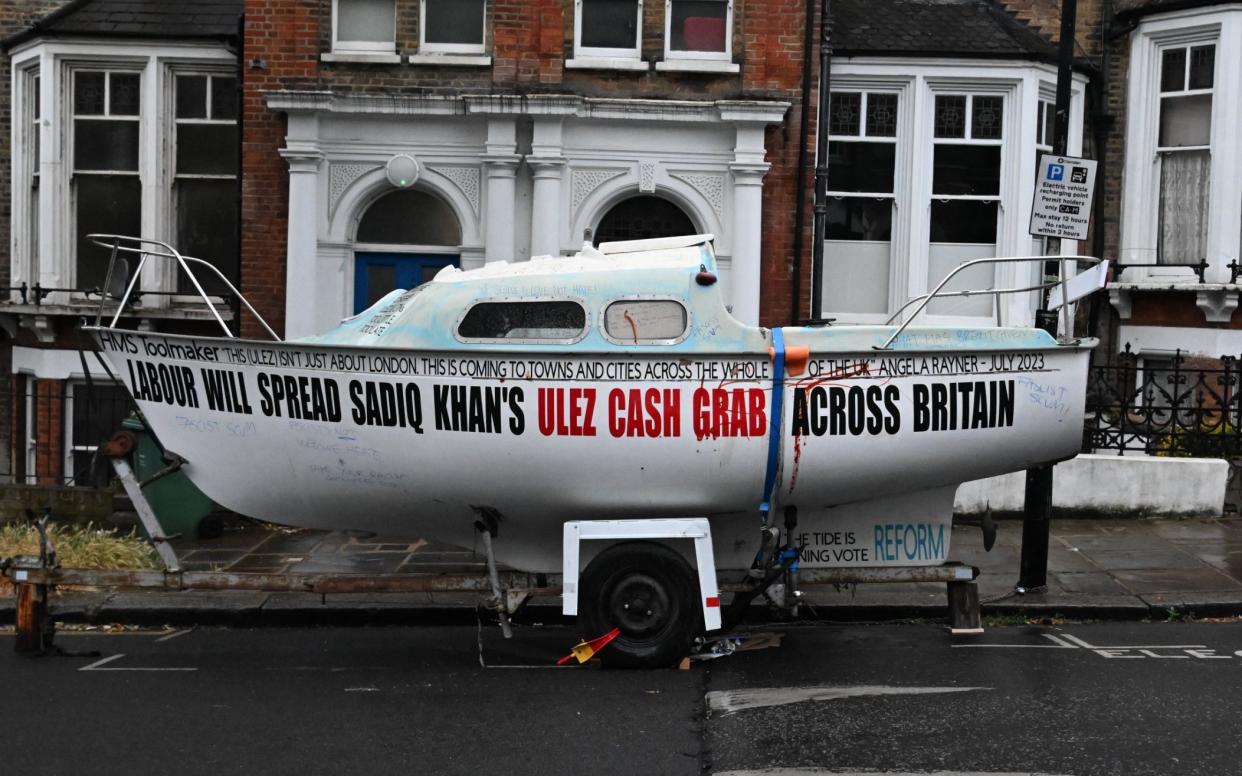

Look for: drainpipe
[1088,0,1113,343]
[234,12,245,325]
[790,0,816,323]
[810,0,832,319]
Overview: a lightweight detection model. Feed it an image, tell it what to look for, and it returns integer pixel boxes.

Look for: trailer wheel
[579,541,702,668]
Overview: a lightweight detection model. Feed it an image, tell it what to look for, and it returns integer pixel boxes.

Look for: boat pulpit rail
[86,234,281,341]
[878,254,1106,351]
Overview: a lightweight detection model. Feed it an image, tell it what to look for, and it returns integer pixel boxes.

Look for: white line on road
[1056,633,1205,650]
[79,654,198,672]
[706,685,989,715]
[713,770,1072,775]
[155,629,193,643]
[953,634,1077,649]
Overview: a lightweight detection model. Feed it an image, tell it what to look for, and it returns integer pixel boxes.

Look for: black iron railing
[1083,346,1242,458]
[1110,259,1210,283]
[2,377,137,488]
[3,282,236,308]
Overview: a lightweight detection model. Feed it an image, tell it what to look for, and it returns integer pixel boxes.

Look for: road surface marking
[1056,633,1205,650]
[953,632,1077,650]
[954,632,1234,659]
[706,685,988,715]
[713,770,1072,775]
[79,654,197,672]
[155,629,193,643]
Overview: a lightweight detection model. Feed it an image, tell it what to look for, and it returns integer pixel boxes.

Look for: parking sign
[1030,154,1097,241]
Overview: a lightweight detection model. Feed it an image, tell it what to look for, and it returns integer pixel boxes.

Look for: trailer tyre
[579,541,702,668]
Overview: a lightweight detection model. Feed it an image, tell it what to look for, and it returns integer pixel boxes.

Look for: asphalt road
[3,621,1241,775]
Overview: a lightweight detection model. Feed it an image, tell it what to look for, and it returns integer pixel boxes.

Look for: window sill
[320,52,402,64]
[408,53,491,66]
[565,57,649,72]
[654,59,739,74]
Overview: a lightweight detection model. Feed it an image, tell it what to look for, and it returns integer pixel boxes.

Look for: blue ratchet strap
[759,327,785,522]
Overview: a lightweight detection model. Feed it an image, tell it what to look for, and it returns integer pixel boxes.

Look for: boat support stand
[473,507,513,639]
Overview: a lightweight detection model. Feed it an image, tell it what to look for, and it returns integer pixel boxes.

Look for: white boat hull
[91,327,1091,573]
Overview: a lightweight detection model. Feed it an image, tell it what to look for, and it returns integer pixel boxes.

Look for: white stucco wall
[267,93,788,338]
[954,453,1229,518]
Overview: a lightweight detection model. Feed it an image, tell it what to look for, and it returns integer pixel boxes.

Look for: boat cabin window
[458,301,586,341]
[603,300,688,343]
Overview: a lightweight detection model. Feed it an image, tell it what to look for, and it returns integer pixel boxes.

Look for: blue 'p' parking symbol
[1047,164,1065,181]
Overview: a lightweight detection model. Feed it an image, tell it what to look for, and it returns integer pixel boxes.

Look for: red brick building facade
[239,0,816,340]
[15,0,1234,489]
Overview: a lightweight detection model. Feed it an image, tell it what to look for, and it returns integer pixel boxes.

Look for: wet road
[3,621,1241,775]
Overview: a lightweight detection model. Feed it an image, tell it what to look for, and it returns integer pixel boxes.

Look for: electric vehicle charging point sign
[1030,154,1097,241]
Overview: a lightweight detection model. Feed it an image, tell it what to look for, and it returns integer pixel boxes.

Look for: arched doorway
[353,188,461,313]
[593,195,696,245]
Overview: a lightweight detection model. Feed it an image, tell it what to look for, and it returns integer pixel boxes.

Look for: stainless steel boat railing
[877,254,1106,350]
[86,234,281,341]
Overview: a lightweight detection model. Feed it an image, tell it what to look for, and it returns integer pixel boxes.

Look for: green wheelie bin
[121,415,220,539]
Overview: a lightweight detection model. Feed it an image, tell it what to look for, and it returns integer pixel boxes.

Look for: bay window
[7,43,240,310]
[1118,7,1241,293]
[817,68,1082,328]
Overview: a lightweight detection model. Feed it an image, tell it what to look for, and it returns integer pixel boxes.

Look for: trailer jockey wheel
[579,541,702,668]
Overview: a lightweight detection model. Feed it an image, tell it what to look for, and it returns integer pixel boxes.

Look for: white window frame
[1035,97,1054,151]
[419,0,486,55]
[12,65,41,295]
[169,68,239,301]
[662,0,731,63]
[70,66,144,293]
[63,378,128,487]
[1118,6,1242,285]
[925,90,1007,321]
[1155,42,1214,153]
[23,378,36,484]
[63,380,89,486]
[822,89,901,322]
[570,0,646,70]
[331,0,397,54]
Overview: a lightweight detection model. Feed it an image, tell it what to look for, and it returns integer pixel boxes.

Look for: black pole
[1088,0,1112,344]
[791,0,817,324]
[810,0,831,320]
[1019,0,1077,593]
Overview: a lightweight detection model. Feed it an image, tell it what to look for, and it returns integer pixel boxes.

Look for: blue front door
[353,253,459,314]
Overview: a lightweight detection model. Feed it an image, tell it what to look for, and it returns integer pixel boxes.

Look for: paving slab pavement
[4,516,1242,627]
